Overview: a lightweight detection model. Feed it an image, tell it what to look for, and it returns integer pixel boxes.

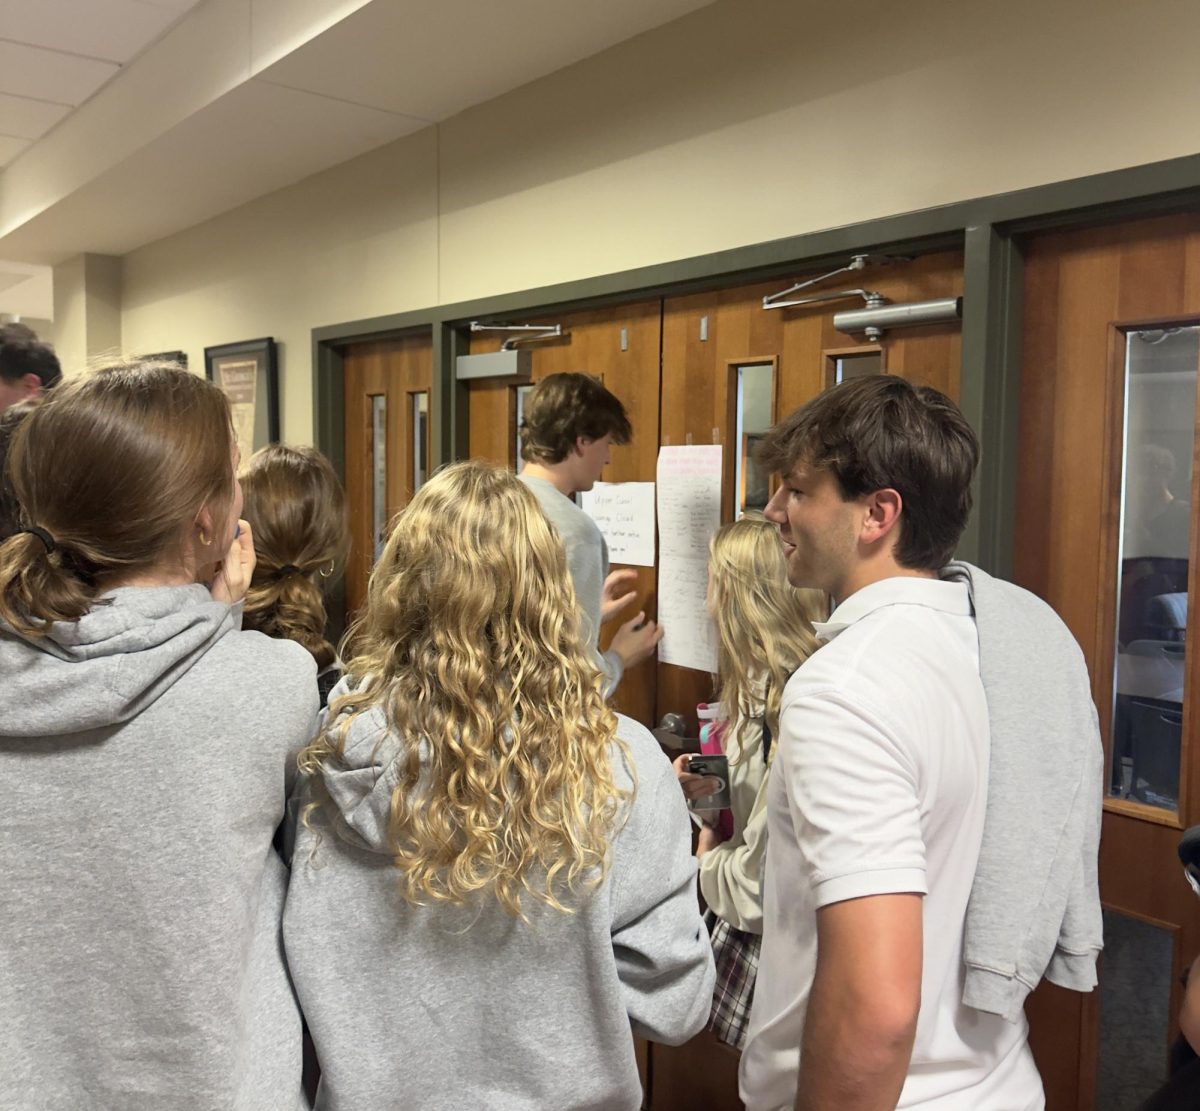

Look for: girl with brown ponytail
[239,443,349,706]
[0,361,316,1110]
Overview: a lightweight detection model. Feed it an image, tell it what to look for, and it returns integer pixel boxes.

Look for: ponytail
[0,530,101,636]
[0,360,235,638]
[238,443,348,669]
[244,571,336,669]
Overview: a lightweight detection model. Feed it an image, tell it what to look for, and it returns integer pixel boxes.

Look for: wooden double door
[462,251,964,1109]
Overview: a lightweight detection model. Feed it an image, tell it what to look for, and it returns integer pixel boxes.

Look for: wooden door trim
[822,343,885,389]
[403,386,432,503]
[723,354,779,523]
[1098,313,1200,828]
[507,379,534,471]
[1094,321,1128,820]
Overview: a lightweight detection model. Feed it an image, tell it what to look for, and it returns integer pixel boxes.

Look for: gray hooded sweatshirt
[0,585,318,1111]
[942,561,1104,1020]
[283,693,715,1111]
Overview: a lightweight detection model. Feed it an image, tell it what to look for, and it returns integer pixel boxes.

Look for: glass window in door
[733,361,775,516]
[370,394,387,561]
[410,391,429,496]
[1111,326,1199,812]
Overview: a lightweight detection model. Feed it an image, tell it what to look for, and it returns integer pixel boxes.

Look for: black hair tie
[19,526,54,553]
[275,564,301,580]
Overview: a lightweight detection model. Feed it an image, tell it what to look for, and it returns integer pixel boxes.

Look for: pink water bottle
[697,703,735,842]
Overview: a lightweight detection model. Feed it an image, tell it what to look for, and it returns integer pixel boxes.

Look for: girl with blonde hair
[239,443,349,706]
[283,459,714,1110]
[675,511,825,1049]
[0,361,317,1108]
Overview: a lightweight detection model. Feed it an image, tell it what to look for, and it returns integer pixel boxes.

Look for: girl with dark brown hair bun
[0,360,317,1110]
[239,443,349,707]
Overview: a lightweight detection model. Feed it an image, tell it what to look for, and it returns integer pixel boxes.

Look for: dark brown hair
[519,373,632,464]
[756,375,979,571]
[0,398,38,538]
[239,444,348,670]
[0,361,234,635]
[0,323,37,345]
[0,339,61,388]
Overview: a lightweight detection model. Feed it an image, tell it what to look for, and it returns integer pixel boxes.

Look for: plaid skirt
[704,910,761,1050]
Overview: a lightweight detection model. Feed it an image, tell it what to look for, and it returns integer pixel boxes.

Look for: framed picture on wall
[204,337,279,462]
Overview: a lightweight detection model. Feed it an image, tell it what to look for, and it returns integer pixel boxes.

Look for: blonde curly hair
[300,459,631,916]
[708,513,826,761]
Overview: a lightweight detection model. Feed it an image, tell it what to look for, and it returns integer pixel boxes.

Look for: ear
[861,488,903,547]
[194,505,216,544]
[20,373,42,399]
[573,435,593,457]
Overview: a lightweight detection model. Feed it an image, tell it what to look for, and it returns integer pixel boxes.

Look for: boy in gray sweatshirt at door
[518,372,662,694]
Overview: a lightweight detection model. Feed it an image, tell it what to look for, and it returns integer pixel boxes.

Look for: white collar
[812,576,973,643]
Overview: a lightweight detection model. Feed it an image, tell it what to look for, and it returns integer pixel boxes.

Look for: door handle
[653,712,699,752]
[658,712,686,736]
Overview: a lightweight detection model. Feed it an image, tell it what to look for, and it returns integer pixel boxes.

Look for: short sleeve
[779,688,927,908]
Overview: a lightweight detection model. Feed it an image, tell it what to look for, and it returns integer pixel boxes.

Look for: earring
[319,561,335,579]
[198,528,210,546]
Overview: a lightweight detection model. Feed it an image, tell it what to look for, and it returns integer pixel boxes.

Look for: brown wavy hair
[708,513,826,759]
[519,372,632,464]
[755,375,979,571]
[0,360,234,636]
[239,444,348,670]
[300,459,631,916]
[0,399,39,539]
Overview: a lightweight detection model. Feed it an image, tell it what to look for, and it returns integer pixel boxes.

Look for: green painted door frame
[313,151,1200,581]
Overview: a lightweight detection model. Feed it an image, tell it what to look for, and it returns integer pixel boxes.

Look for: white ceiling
[0,0,714,322]
[0,0,205,164]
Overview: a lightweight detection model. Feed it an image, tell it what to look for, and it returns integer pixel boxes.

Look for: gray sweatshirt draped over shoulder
[943,561,1104,1020]
[283,688,715,1111]
[0,585,318,1111]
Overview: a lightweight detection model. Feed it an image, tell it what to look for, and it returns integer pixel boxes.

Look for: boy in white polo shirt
[740,376,1045,1111]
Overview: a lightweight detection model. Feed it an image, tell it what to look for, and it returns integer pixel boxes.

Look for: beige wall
[121,127,439,439]
[121,0,1200,443]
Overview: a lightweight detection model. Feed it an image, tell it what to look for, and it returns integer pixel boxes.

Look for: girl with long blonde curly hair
[283,460,714,1110]
[674,512,825,1050]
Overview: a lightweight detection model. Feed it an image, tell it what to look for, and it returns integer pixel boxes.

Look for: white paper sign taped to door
[579,481,656,567]
[656,445,722,673]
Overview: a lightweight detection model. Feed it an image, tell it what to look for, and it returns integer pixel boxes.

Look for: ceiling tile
[0,40,119,106]
[0,80,428,258]
[0,0,181,65]
[0,92,72,139]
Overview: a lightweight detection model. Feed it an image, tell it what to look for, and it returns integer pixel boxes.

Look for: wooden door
[464,301,663,726]
[648,249,965,1111]
[1017,212,1200,1110]
[655,250,964,737]
[343,332,433,617]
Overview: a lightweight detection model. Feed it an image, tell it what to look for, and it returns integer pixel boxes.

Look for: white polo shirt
[739,577,1043,1111]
